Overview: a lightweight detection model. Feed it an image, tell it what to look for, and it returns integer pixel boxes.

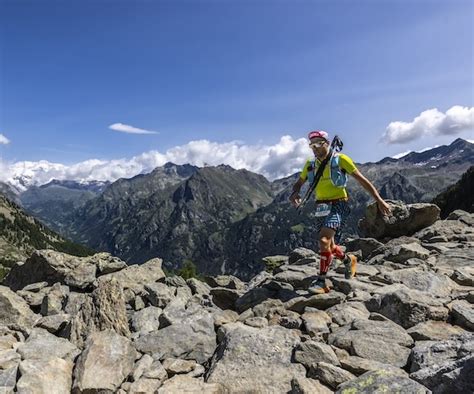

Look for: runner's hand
[290,192,302,208]
[377,199,391,216]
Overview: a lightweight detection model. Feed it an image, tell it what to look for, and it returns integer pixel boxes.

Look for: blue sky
[0,0,473,185]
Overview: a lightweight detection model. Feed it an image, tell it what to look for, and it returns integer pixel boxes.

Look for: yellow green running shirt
[299,153,357,200]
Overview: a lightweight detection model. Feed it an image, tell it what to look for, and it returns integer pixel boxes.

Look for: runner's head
[308,130,330,155]
[308,130,329,142]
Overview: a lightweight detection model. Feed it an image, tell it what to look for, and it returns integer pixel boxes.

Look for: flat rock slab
[366,285,449,328]
[336,370,430,394]
[407,320,467,341]
[134,308,216,364]
[286,292,346,313]
[17,358,73,394]
[73,330,137,393]
[206,323,305,392]
[17,328,80,362]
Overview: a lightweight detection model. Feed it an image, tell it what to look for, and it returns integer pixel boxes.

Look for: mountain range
[3,138,473,279]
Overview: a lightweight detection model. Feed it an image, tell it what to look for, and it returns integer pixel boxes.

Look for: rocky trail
[0,202,473,393]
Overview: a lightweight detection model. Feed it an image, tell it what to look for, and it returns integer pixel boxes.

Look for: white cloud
[382,105,474,144]
[0,134,10,145]
[4,136,311,190]
[109,123,159,135]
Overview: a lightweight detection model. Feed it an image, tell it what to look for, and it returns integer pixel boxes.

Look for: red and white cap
[308,130,329,141]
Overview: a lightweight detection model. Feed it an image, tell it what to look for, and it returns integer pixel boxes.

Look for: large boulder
[3,250,98,291]
[134,306,216,364]
[0,286,39,328]
[359,201,440,240]
[409,334,474,393]
[206,323,305,392]
[366,284,449,328]
[72,330,137,393]
[67,278,130,348]
[97,258,165,296]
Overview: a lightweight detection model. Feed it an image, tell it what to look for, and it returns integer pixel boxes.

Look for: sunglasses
[309,141,327,148]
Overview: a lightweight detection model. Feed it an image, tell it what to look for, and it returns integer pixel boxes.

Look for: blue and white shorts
[314,200,351,244]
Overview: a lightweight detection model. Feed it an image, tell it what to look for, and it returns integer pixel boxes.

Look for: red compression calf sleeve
[332,244,345,260]
[319,251,333,275]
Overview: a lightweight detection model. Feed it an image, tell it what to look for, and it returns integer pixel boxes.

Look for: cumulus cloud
[6,136,311,190]
[0,134,10,145]
[382,105,474,144]
[109,123,159,135]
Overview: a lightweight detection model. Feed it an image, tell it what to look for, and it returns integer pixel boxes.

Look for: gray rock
[131,306,162,335]
[34,313,71,334]
[157,375,226,393]
[336,370,430,393]
[134,307,216,364]
[209,287,241,310]
[407,320,467,341]
[41,282,69,316]
[415,218,474,243]
[244,317,268,328]
[451,300,474,330]
[206,323,305,392]
[340,355,408,376]
[294,340,340,368]
[301,310,331,337]
[288,247,317,265]
[451,267,474,286]
[162,358,198,377]
[290,376,333,394]
[98,258,165,295]
[308,361,356,389]
[411,355,474,394]
[359,201,440,240]
[17,358,74,394]
[326,302,370,326]
[378,268,456,297]
[73,330,137,393]
[384,243,431,263]
[129,377,163,394]
[145,282,174,308]
[409,334,473,373]
[350,335,411,367]
[331,277,380,295]
[0,364,17,393]
[22,282,49,292]
[0,286,39,328]
[366,285,449,328]
[4,250,97,291]
[68,278,130,348]
[286,292,346,313]
[344,238,384,260]
[203,275,245,290]
[88,252,127,275]
[235,287,273,313]
[212,309,239,328]
[409,334,474,393]
[17,328,80,362]
[186,278,211,295]
[131,354,153,382]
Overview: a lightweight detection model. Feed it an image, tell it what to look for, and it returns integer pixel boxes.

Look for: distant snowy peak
[387,138,473,166]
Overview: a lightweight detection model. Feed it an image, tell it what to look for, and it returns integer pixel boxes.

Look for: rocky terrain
[0,201,472,393]
[13,138,472,280]
[0,195,94,280]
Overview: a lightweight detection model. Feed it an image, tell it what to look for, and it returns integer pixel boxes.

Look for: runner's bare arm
[350,169,391,216]
[289,177,305,207]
